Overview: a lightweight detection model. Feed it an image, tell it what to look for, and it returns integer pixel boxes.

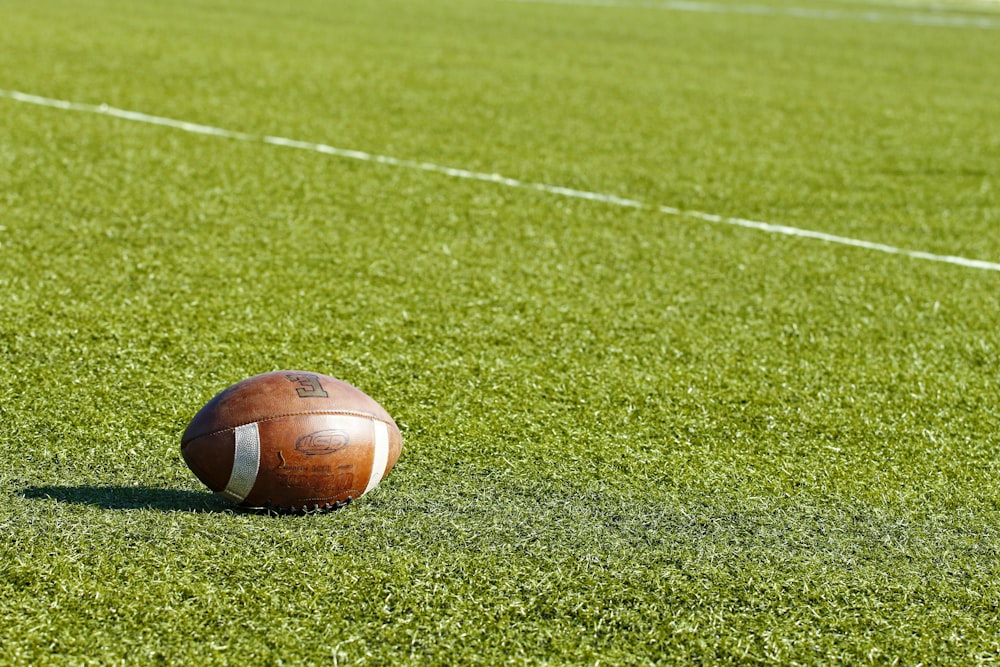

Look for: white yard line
[497,0,1000,28]
[2,88,998,273]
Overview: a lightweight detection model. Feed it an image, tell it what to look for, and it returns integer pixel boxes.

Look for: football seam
[263,497,353,514]
[181,410,397,448]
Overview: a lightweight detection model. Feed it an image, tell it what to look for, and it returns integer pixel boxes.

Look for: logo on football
[296,429,350,456]
[180,371,402,512]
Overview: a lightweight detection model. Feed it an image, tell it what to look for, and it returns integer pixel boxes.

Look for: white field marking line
[3,88,999,273]
[498,0,1000,28]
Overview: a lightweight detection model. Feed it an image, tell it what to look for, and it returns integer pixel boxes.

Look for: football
[181,371,402,512]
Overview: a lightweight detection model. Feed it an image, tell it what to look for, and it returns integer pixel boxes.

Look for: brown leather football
[181,371,402,512]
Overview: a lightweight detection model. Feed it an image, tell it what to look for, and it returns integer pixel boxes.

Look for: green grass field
[2,0,999,664]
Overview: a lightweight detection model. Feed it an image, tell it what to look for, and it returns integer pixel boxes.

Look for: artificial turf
[1,0,999,664]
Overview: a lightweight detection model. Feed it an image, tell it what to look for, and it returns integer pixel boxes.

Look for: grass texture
[1,0,999,664]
